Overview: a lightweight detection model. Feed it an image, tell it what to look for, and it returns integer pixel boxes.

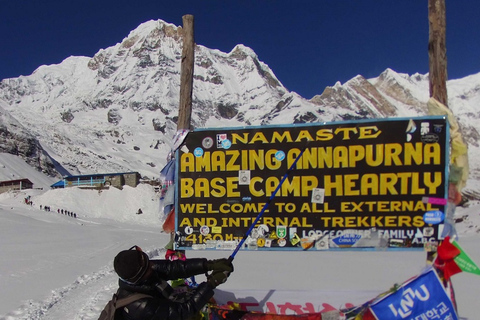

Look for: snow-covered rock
[0,19,479,199]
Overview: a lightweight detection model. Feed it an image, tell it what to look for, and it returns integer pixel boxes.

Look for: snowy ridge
[0,18,479,199]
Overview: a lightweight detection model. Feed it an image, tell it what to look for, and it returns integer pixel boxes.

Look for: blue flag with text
[369,268,457,320]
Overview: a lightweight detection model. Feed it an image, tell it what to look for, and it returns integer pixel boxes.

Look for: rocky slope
[0,19,478,198]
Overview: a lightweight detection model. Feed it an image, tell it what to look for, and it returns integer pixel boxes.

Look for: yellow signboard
[175,116,449,250]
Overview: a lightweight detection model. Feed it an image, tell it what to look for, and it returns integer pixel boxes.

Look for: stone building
[51,172,141,190]
[0,178,34,193]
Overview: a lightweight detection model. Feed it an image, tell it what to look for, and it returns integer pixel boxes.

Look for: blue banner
[369,268,457,320]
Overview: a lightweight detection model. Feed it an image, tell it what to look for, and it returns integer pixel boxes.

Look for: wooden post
[177,14,195,130]
[427,0,449,266]
[428,0,448,106]
[171,15,195,244]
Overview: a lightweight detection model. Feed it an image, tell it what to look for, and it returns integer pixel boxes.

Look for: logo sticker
[420,122,430,135]
[194,147,204,157]
[221,139,232,149]
[257,224,269,237]
[423,210,445,224]
[202,137,214,149]
[264,238,272,248]
[332,233,362,247]
[276,226,287,239]
[216,134,228,148]
[184,226,193,235]
[290,233,301,246]
[238,170,251,185]
[257,237,266,247]
[269,231,279,240]
[421,133,439,143]
[212,226,222,234]
[316,237,329,250]
[275,150,285,161]
[200,225,210,236]
[423,227,435,237]
[311,188,325,204]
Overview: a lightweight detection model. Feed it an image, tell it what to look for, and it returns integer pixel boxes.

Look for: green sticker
[276,226,287,239]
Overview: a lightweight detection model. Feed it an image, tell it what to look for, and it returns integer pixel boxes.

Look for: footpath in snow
[0,186,479,319]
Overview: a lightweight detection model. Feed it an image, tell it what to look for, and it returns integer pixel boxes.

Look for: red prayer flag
[435,236,463,281]
[162,208,175,233]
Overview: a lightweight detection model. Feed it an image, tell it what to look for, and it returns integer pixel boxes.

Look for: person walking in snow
[112,245,233,320]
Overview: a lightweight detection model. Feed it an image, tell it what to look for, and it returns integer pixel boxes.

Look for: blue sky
[1,0,479,98]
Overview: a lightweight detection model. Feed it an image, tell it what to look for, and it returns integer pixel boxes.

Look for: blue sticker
[332,234,362,247]
[423,210,445,224]
[222,139,232,149]
[275,150,286,161]
[194,147,204,157]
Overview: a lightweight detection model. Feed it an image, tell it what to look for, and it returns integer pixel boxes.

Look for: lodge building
[51,172,141,189]
[0,178,34,194]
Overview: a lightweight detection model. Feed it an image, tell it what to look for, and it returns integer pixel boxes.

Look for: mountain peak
[124,19,181,43]
[229,44,257,59]
[0,20,479,199]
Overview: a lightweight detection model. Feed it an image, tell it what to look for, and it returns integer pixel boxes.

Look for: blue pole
[228,147,307,261]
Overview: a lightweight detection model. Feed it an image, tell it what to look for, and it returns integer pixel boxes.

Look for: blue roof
[51,180,65,188]
[51,172,140,188]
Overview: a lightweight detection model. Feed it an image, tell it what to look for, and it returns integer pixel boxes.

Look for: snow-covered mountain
[0,19,479,197]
